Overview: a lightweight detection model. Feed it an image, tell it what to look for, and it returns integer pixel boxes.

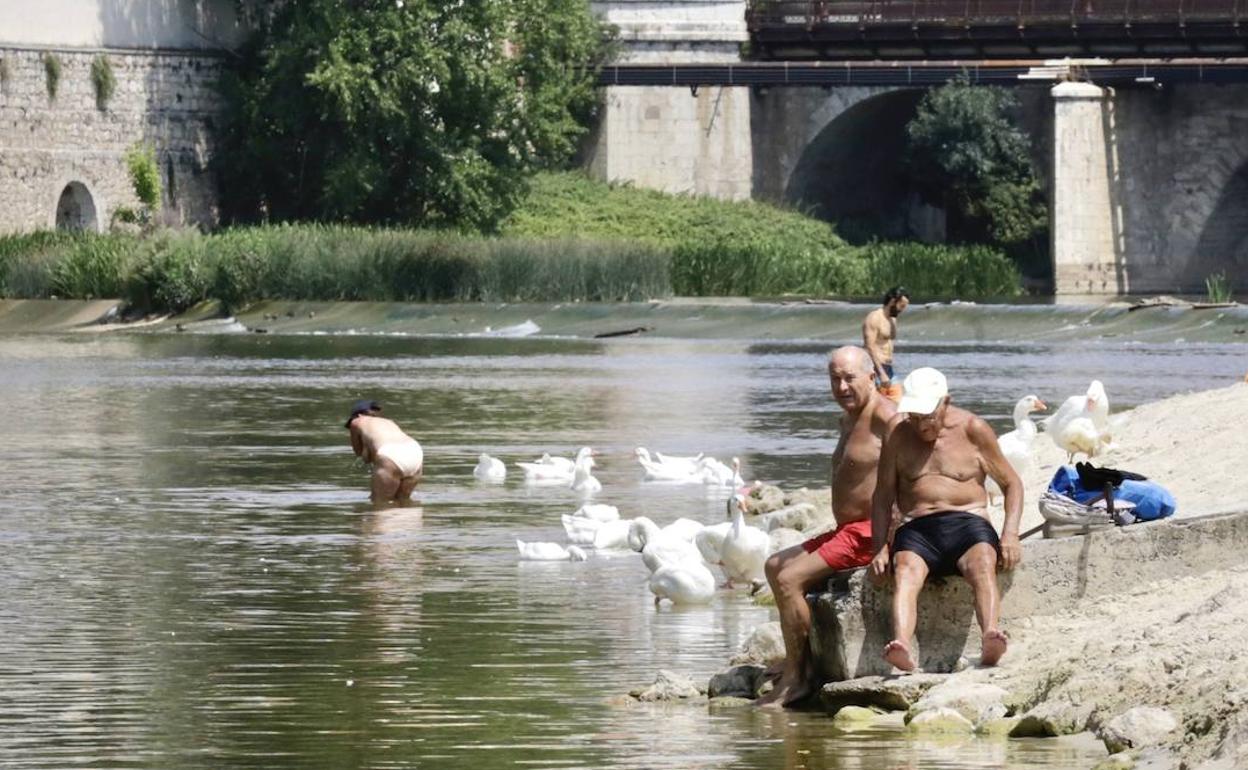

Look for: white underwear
[375,441,423,479]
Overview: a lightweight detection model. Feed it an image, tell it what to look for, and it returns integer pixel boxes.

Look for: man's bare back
[345,401,423,504]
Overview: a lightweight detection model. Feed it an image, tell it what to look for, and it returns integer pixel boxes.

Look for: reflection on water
[2,329,1242,768]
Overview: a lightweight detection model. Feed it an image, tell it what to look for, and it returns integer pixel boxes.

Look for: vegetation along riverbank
[0,174,1021,313]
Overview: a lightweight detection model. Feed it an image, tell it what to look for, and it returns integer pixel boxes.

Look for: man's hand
[868,549,891,584]
[998,533,1022,571]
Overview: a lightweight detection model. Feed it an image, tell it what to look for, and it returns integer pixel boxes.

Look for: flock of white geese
[490,379,1116,607]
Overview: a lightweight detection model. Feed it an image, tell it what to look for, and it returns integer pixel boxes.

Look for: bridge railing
[746,0,1247,28]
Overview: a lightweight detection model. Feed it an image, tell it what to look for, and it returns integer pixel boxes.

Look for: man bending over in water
[869,367,1023,671]
[345,400,424,503]
[757,346,900,708]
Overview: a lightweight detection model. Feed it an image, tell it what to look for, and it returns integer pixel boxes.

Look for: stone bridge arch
[752,86,938,241]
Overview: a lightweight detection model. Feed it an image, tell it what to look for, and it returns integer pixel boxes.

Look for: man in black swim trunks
[868,367,1023,670]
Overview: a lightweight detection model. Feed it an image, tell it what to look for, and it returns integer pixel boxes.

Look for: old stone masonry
[0,0,243,233]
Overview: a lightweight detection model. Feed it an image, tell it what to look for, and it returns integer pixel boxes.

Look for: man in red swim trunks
[758,345,900,708]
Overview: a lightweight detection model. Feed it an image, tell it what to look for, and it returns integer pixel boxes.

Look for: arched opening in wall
[785,90,934,244]
[1193,161,1248,294]
[55,182,100,232]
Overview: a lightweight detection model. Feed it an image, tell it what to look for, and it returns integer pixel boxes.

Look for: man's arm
[350,427,367,461]
[862,312,889,383]
[969,418,1024,570]
[868,428,900,582]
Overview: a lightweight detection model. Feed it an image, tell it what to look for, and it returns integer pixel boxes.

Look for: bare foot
[754,674,814,709]
[883,639,917,672]
[981,629,1008,667]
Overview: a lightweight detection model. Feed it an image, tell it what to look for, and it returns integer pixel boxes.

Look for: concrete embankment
[3,297,1248,343]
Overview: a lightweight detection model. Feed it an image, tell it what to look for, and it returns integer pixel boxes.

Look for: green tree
[217,0,607,230]
[905,77,1048,271]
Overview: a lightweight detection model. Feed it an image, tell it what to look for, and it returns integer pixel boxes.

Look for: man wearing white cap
[868,367,1023,671]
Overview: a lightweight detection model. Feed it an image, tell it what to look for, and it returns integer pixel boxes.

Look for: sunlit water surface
[3,329,1244,769]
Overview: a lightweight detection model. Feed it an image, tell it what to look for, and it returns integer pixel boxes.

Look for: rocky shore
[699,383,1248,769]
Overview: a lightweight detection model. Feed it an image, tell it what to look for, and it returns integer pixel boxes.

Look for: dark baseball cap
[345,399,381,428]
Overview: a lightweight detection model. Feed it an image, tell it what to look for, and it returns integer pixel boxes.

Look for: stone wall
[585,1,753,200]
[0,46,223,233]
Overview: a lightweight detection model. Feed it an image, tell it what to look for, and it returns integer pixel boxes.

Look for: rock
[977,716,1022,736]
[906,707,976,734]
[744,484,787,515]
[1098,707,1180,754]
[906,681,1011,725]
[768,527,806,554]
[1010,700,1091,737]
[758,503,820,533]
[832,706,881,728]
[708,665,766,699]
[820,673,946,714]
[1091,751,1139,770]
[629,670,704,702]
[730,622,785,667]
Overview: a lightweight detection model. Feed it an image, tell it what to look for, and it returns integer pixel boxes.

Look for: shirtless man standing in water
[862,286,910,389]
[757,346,900,708]
[345,400,424,503]
[869,367,1023,671]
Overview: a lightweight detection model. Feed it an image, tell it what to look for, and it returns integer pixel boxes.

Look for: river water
[2,313,1245,769]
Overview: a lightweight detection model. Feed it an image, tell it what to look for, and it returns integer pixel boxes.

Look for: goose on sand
[473,453,507,482]
[1043,381,1110,460]
[987,394,1046,500]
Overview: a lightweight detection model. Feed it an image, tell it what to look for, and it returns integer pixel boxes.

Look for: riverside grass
[0,173,1022,310]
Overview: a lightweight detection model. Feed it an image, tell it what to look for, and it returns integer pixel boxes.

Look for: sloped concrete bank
[4,297,1248,343]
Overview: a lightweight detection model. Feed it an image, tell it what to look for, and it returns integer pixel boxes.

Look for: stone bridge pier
[586,1,752,199]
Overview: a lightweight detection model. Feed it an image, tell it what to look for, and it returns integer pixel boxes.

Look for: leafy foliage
[43,53,61,100]
[124,143,162,221]
[91,55,116,110]
[216,0,607,230]
[906,77,1048,264]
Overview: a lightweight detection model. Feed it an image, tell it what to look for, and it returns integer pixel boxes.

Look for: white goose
[561,514,602,545]
[661,517,705,544]
[649,561,717,606]
[628,517,703,573]
[694,521,734,567]
[720,495,771,585]
[987,394,1047,500]
[569,455,602,496]
[592,518,634,550]
[571,503,619,522]
[516,447,594,483]
[516,540,588,561]
[700,457,745,488]
[1043,381,1111,461]
[634,447,704,480]
[473,453,507,482]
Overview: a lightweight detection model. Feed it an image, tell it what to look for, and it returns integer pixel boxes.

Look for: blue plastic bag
[1047,465,1177,522]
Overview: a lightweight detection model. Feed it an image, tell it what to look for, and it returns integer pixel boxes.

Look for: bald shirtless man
[345,400,424,503]
[757,346,901,708]
[862,286,910,389]
[869,367,1023,671]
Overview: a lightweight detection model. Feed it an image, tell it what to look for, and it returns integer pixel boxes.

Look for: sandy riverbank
[1006,381,1248,533]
